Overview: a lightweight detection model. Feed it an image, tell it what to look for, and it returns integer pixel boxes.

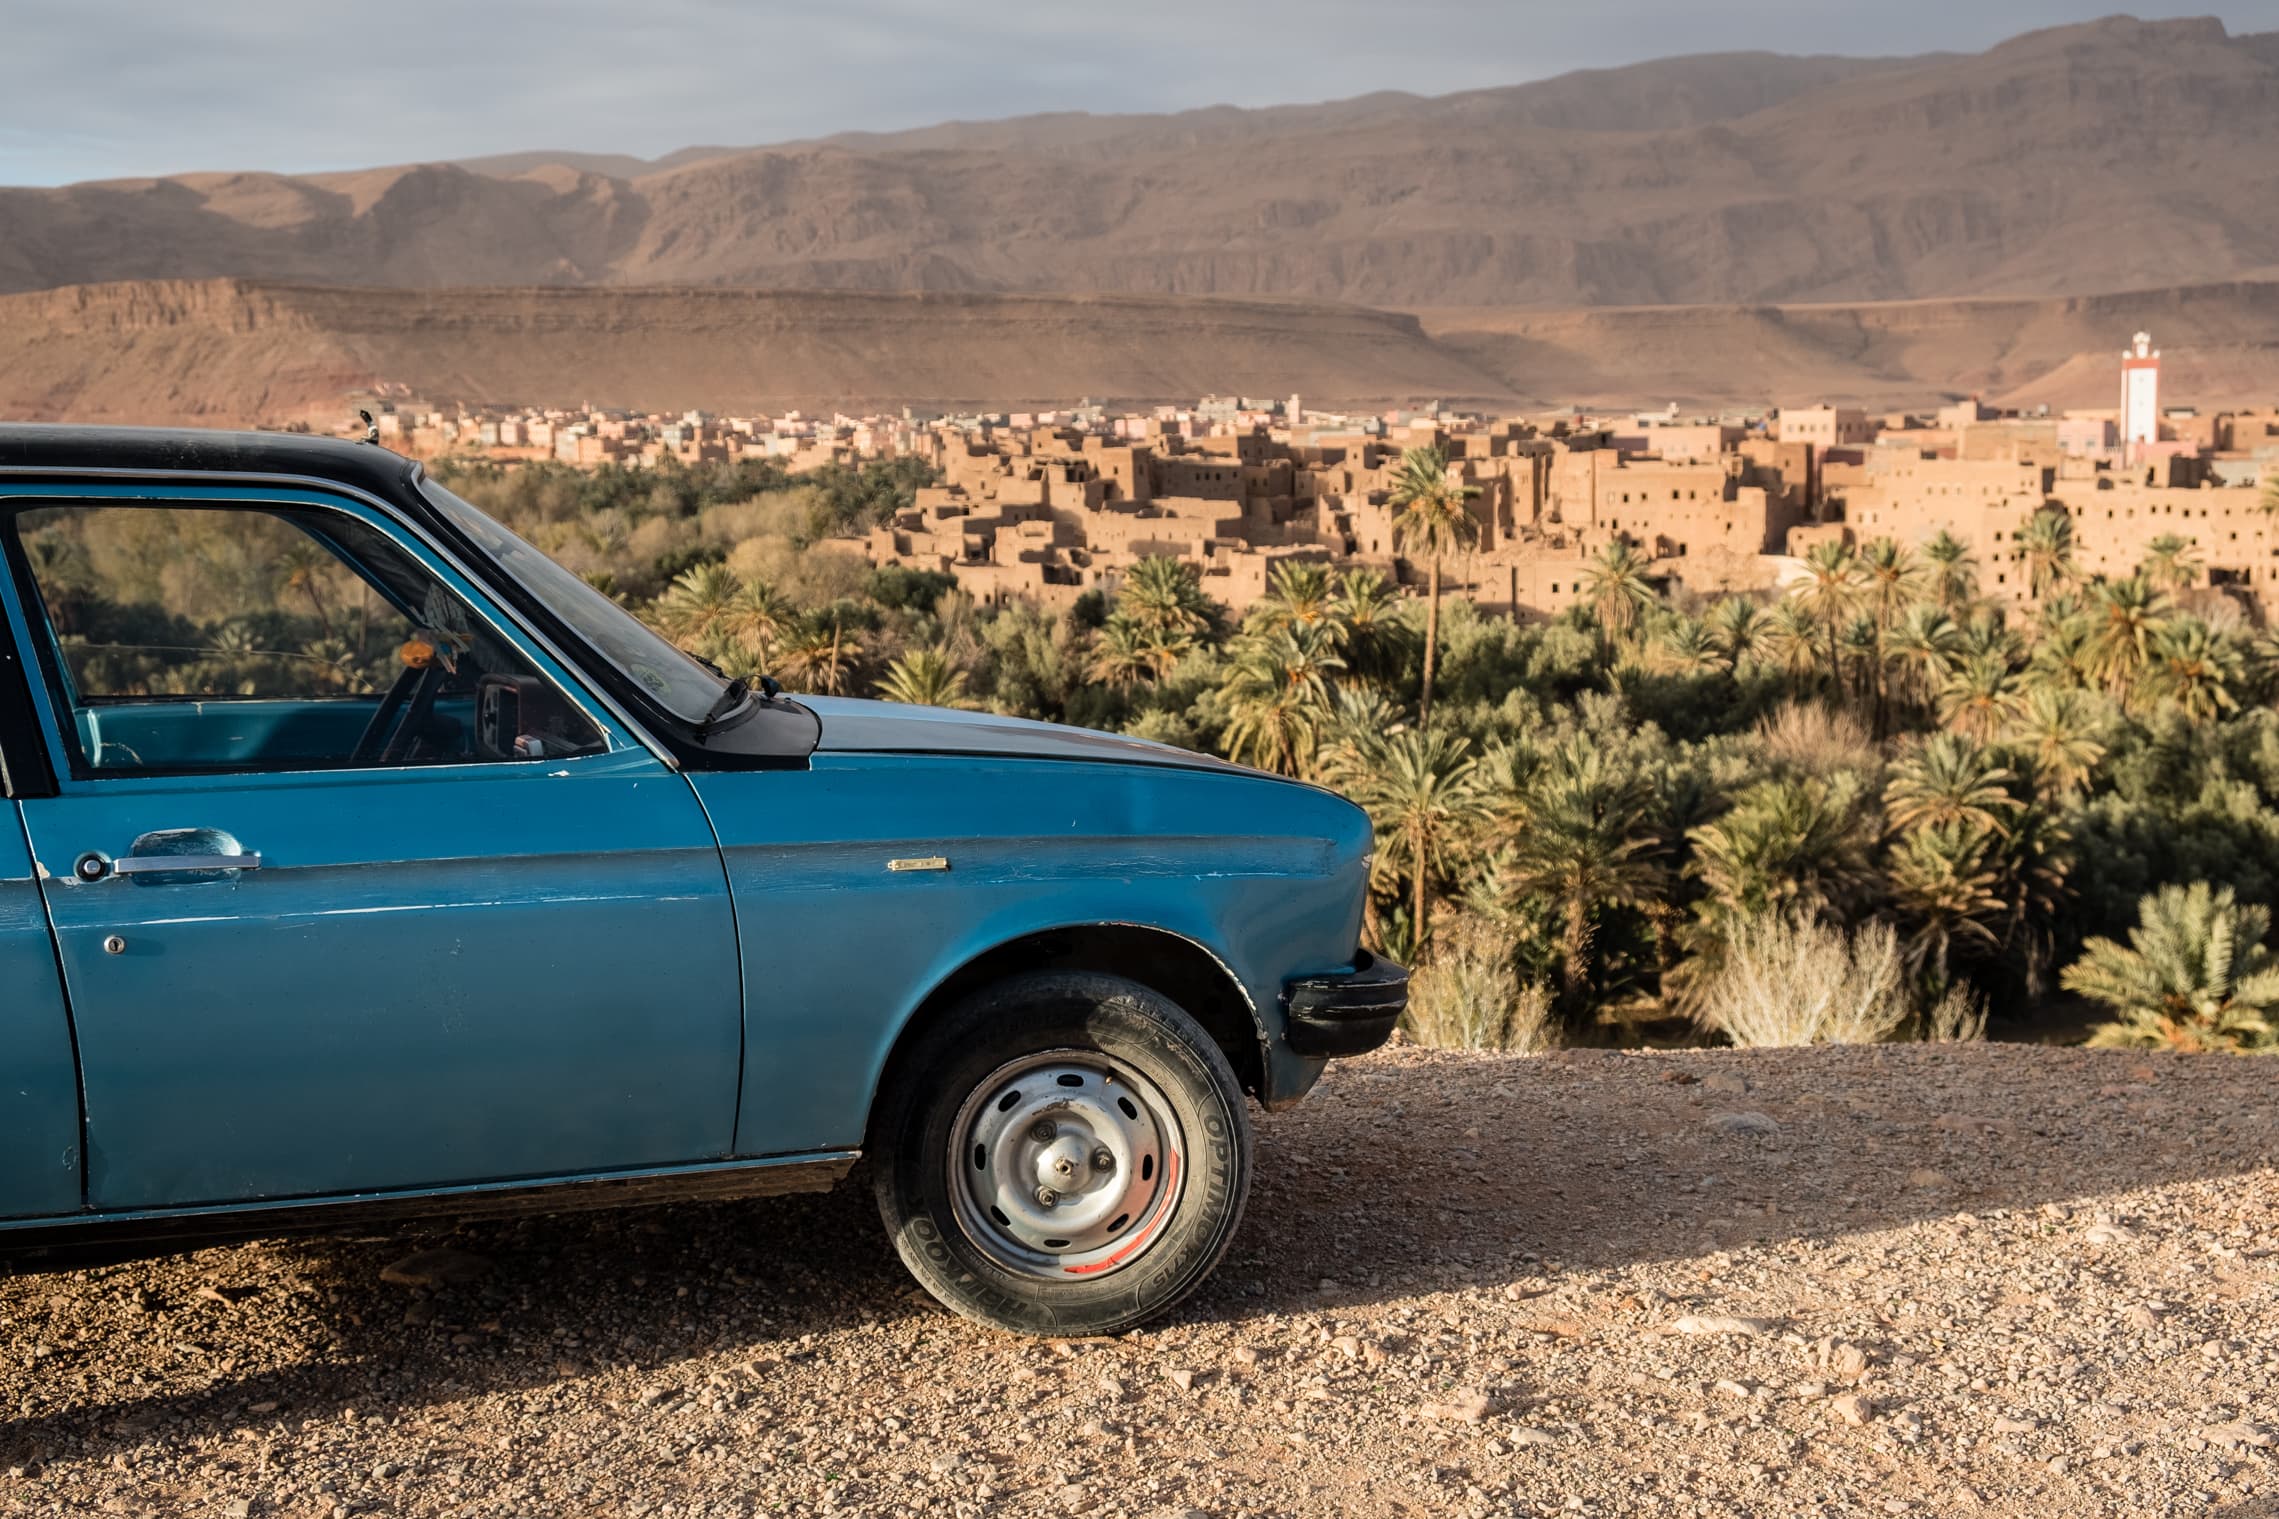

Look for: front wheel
[870,971,1253,1336]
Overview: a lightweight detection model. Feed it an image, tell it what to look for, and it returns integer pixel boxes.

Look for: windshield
[420,479,727,726]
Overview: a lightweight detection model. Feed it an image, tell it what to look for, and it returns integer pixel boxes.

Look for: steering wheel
[379,663,449,765]
[350,663,424,766]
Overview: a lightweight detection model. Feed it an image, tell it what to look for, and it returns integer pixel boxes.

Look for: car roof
[0,424,423,503]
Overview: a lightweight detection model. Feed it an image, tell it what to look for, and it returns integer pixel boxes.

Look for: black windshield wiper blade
[697,675,751,737]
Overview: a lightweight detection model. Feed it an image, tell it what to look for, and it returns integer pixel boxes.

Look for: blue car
[0,425,1404,1334]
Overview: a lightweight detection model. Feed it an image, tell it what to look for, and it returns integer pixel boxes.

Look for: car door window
[7,502,606,777]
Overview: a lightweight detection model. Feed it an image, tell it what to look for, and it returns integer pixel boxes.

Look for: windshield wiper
[695,673,783,739]
[698,676,750,737]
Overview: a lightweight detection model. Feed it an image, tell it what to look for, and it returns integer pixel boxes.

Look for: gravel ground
[3,1043,2276,1519]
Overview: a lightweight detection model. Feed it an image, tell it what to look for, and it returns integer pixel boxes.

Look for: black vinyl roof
[0,425,423,503]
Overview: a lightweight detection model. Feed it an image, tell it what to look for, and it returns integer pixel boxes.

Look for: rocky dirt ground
[2,1043,2275,1519]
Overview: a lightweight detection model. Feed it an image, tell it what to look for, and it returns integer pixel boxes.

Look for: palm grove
[434,449,2279,1056]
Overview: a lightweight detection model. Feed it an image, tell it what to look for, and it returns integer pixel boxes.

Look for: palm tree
[1087,615,1155,690]
[1249,561,1339,632]
[1325,722,1484,947]
[2063,881,2279,1052]
[1686,775,1875,926]
[1764,600,1824,683]
[1884,733,2020,838]
[1119,556,1219,644]
[1883,823,2006,984]
[1334,567,1411,691]
[1936,653,2022,744]
[1854,538,1929,734]
[1493,735,1665,1015]
[1923,530,1979,611]
[1887,603,1964,712]
[1704,596,1769,667]
[876,647,978,709]
[1386,446,1480,727]
[778,612,857,695]
[2140,617,2243,722]
[2082,575,2175,705]
[655,561,742,649]
[2019,508,2077,599]
[1218,623,1346,777]
[1647,617,1726,676]
[1584,540,1658,649]
[724,577,792,665]
[2138,533,2202,594]
[2004,685,2107,801]
[1794,540,1859,689]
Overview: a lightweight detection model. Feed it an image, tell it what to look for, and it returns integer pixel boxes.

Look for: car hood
[800,696,1252,775]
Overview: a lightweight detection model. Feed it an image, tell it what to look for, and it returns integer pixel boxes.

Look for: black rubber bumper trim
[1281,950,1409,1058]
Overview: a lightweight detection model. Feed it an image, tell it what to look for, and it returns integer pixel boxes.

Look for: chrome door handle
[111,853,262,875]
[107,853,263,876]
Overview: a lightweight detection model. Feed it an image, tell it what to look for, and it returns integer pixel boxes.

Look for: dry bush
[1402,921,1559,1053]
[1694,912,1913,1047]
[1923,981,1988,1043]
[1756,701,1877,778]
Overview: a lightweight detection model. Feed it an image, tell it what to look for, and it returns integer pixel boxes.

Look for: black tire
[870,971,1253,1336]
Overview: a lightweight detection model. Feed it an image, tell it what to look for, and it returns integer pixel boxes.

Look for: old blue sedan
[0,425,1403,1334]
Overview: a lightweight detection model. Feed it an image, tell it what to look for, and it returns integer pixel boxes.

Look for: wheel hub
[947,1053,1182,1279]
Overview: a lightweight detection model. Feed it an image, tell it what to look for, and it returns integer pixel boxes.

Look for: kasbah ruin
[366,332,2279,621]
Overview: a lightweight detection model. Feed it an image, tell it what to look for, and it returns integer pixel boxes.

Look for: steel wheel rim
[946,1049,1186,1281]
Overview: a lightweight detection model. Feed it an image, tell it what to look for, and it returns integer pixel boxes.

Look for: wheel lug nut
[1035,1186,1059,1207]
[1029,1120,1057,1143]
[1091,1149,1115,1171]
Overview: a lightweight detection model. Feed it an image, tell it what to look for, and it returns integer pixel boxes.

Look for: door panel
[20,723,743,1209]
[0,485,744,1211]
[0,805,83,1219]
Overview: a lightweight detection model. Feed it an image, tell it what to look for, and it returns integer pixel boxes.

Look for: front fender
[690,753,1370,1156]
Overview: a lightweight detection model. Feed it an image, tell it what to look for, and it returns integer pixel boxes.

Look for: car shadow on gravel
[4,1043,2275,1474]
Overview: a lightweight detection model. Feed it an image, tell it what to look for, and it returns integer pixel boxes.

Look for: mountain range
[8,14,2279,422]
[6,15,2278,311]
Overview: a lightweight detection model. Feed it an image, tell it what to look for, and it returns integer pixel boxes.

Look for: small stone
[1794,1381,1829,1400]
[1666,1314,1773,1338]
[371,1462,402,1481]
[247,1400,279,1415]
[1714,1379,1753,1399]
[1992,1416,2039,1435]
[1830,1394,1874,1426]
[1707,1111,1779,1136]
[2082,1222,2134,1246]
[1165,1368,1195,1392]
[1055,1485,1090,1511]
[1097,1376,1126,1401]
[378,1249,492,1288]
[1508,1426,1557,1447]
[2203,1421,2278,1450]
[1703,1071,1750,1096]
[1229,1345,1258,1368]
[2123,1304,2164,1330]
[222,1503,253,1519]
[1906,1168,1950,1190]
[638,1386,675,1407]
[1330,1335,1361,1360]
[1422,1390,1493,1423]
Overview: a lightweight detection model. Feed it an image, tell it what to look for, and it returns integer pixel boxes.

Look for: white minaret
[2121,330,2161,459]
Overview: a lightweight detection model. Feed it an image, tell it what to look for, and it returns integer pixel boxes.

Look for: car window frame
[0,484,637,786]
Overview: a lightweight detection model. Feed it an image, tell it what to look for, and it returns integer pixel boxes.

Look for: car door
[0,483,743,1211]
[0,629,83,1217]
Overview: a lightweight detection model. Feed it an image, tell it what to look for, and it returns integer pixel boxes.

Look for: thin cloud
[6,0,2278,184]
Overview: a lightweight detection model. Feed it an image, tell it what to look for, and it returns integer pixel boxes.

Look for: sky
[6,0,2279,186]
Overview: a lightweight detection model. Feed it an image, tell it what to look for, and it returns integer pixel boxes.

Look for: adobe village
[362,334,2279,627]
